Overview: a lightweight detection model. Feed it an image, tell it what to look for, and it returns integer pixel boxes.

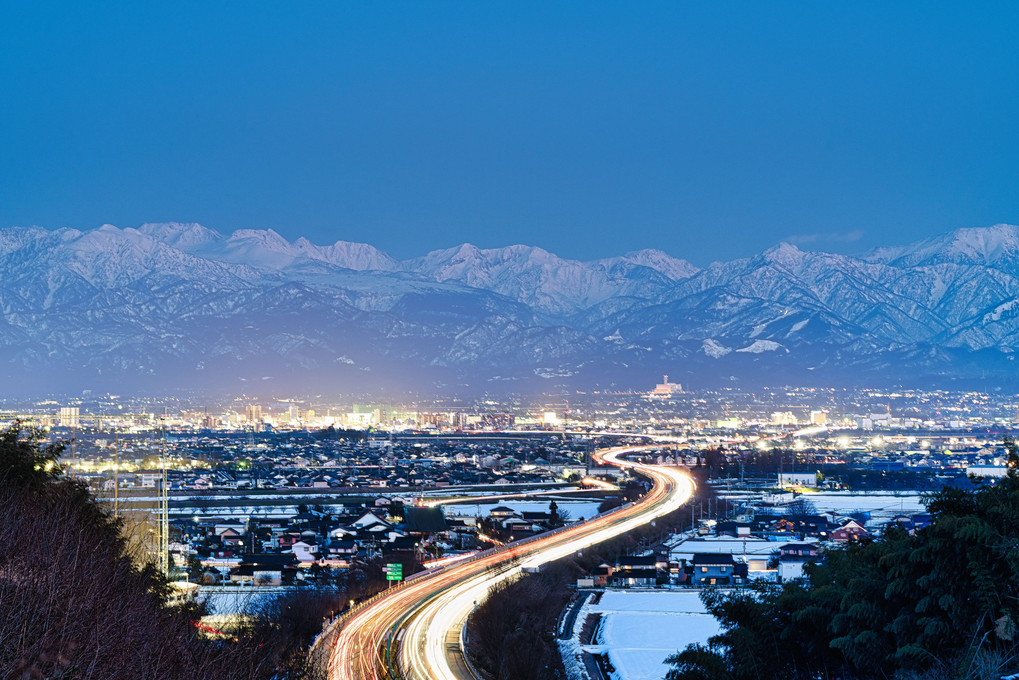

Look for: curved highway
[318,445,695,680]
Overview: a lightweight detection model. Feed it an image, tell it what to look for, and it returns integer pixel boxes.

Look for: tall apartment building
[59,407,80,428]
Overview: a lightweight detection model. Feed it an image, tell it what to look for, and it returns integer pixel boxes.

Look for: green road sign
[386,562,403,581]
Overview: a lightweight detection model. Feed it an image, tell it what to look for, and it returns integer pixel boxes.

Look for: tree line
[668,438,1019,680]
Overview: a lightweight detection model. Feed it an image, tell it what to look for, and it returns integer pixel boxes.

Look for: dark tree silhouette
[0,421,337,680]
[667,437,1019,680]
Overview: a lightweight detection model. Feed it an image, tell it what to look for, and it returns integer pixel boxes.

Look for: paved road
[559,590,596,639]
[318,444,695,680]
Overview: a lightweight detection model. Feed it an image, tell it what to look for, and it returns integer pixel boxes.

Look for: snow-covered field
[561,590,720,680]
[803,492,923,517]
[199,585,295,615]
[445,499,603,521]
[144,496,603,520]
[597,591,720,680]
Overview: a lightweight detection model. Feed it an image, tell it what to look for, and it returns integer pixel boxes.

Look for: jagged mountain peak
[605,248,699,280]
[410,243,559,280]
[868,223,1019,269]
[0,225,63,252]
[137,222,396,272]
[423,242,555,264]
[761,241,808,265]
[138,222,223,249]
[4,221,1019,395]
[72,224,175,258]
[445,242,485,261]
[227,227,291,246]
[293,237,399,271]
[139,226,400,273]
[409,242,687,314]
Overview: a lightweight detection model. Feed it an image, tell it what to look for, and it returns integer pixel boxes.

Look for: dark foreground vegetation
[0,423,380,680]
[469,563,576,680]
[668,439,1019,680]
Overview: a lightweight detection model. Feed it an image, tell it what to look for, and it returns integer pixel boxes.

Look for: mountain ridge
[2,222,1018,395]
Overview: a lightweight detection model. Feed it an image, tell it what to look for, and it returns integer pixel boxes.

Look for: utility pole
[113,429,119,517]
[70,420,76,479]
[159,418,169,578]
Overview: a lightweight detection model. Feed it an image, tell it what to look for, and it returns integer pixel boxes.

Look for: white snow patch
[446,500,602,521]
[984,299,1019,323]
[603,329,624,342]
[749,322,768,338]
[736,340,783,354]
[591,591,721,680]
[701,339,731,359]
[534,367,576,378]
[790,319,809,332]
[596,590,709,613]
[559,596,595,680]
[803,492,923,517]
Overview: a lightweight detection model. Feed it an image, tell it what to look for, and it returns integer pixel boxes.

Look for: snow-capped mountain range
[3,221,1019,395]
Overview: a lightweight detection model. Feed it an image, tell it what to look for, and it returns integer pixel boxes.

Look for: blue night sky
[2,2,1018,265]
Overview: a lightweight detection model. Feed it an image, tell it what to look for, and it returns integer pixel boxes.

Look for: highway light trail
[321,445,695,680]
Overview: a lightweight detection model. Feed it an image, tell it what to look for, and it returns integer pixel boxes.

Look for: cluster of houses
[172,497,458,585]
[71,432,593,493]
[171,496,576,586]
[477,503,568,541]
[575,504,934,589]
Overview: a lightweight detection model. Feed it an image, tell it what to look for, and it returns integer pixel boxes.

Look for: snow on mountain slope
[138,222,222,250]
[4,222,1019,394]
[867,224,1019,271]
[292,237,399,271]
[701,339,731,358]
[139,222,400,273]
[406,243,694,315]
[0,225,261,299]
[597,249,700,280]
[736,339,784,353]
[639,242,1019,348]
[138,223,694,315]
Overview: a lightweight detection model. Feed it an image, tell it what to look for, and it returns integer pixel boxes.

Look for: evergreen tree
[667,437,1019,680]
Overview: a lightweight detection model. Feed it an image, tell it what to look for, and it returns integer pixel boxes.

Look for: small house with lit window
[685,553,748,586]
